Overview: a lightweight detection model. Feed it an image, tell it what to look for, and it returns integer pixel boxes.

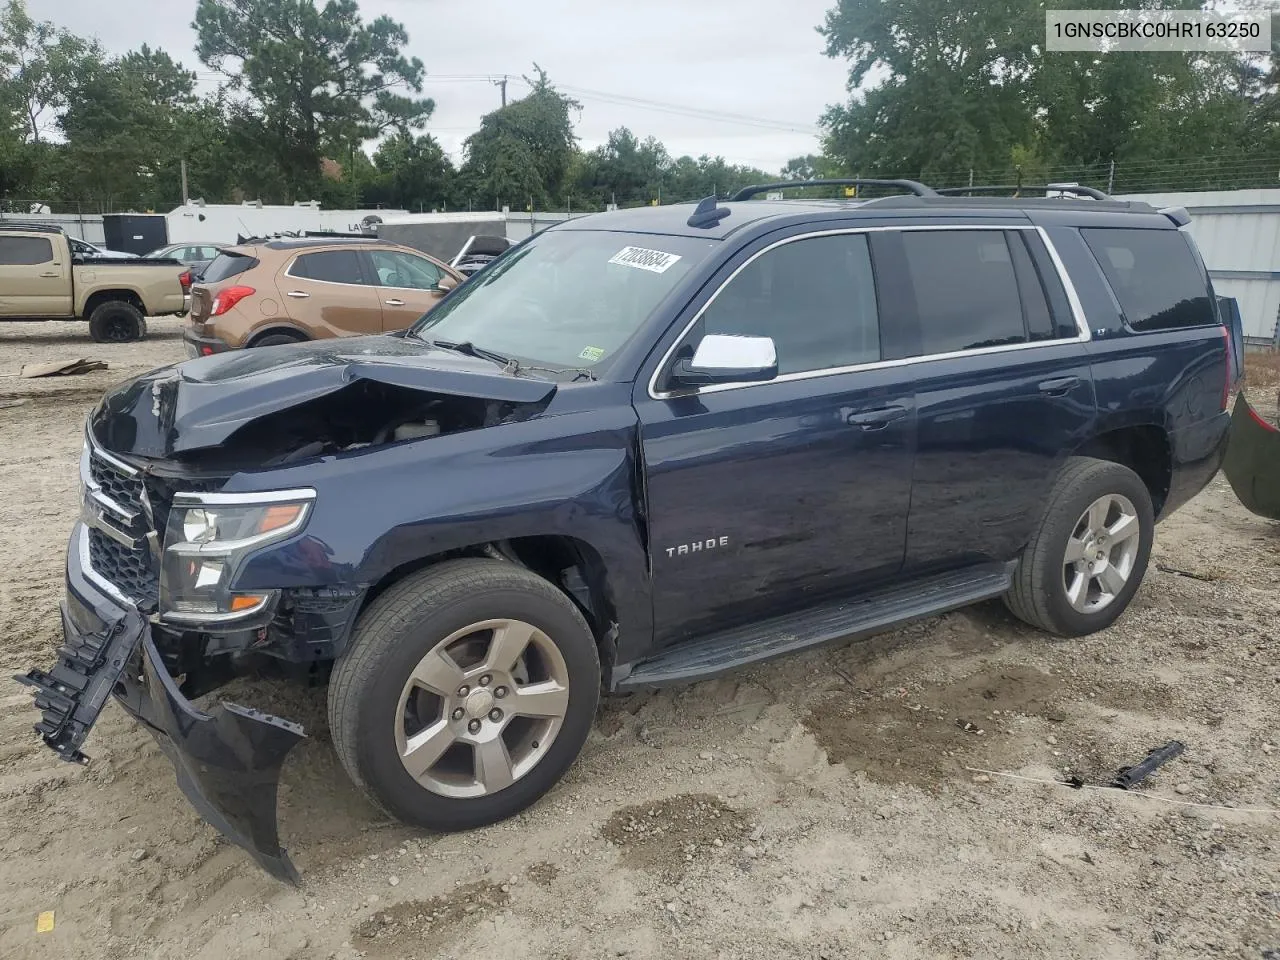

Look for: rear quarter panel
[1045,223,1230,517]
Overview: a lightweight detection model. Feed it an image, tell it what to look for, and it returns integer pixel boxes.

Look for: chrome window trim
[646,224,1091,401]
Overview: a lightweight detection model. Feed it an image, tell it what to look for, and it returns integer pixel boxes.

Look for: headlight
[160,489,314,623]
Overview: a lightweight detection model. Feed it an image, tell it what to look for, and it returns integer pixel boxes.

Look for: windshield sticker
[578,346,605,363]
[608,246,682,274]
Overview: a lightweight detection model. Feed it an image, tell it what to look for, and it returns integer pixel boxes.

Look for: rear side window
[698,232,880,375]
[201,252,258,283]
[1081,228,1215,331]
[0,236,53,265]
[901,231,1025,354]
[291,249,366,285]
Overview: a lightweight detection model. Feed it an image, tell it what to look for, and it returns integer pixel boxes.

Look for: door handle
[1038,376,1080,396]
[384,298,405,306]
[39,271,59,277]
[845,405,909,430]
[286,291,310,299]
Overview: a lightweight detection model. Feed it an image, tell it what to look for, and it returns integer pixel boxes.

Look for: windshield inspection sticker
[608,246,682,274]
[578,346,605,363]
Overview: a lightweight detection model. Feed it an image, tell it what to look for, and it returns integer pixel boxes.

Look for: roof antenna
[687,195,731,229]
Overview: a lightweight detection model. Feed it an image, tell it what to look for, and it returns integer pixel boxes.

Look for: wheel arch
[83,288,145,319]
[1072,423,1173,517]
[245,323,311,347]
[355,535,620,677]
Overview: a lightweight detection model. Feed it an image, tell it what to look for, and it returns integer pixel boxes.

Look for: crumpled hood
[91,335,558,458]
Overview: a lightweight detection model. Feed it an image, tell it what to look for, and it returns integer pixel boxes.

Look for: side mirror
[670,334,778,388]
[435,274,458,293]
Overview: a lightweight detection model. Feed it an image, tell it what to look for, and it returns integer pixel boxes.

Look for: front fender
[230,398,653,658]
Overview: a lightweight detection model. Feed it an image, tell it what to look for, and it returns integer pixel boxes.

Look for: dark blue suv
[21,180,1237,879]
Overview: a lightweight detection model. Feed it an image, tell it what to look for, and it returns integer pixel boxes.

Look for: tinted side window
[0,236,54,265]
[698,233,880,375]
[1081,228,1215,331]
[901,231,1025,354]
[292,250,365,285]
[201,252,258,283]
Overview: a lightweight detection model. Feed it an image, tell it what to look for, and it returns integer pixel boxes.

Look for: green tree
[0,0,97,144]
[369,131,456,211]
[461,66,580,209]
[58,45,200,207]
[576,127,671,206]
[193,0,433,200]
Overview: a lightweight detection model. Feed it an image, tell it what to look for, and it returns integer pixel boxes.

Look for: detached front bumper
[15,524,306,882]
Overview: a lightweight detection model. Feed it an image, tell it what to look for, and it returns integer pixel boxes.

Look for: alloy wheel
[394,618,570,798]
[1062,493,1142,614]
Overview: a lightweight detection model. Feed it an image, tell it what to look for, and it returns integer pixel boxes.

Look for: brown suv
[184,237,463,355]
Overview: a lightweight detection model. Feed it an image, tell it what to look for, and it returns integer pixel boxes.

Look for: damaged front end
[18,337,559,880]
[1223,393,1280,521]
[18,523,308,880]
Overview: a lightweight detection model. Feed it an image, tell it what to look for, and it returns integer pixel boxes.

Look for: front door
[635,231,916,647]
[0,234,72,317]
[365,248,450,331]
[277,247,383,338]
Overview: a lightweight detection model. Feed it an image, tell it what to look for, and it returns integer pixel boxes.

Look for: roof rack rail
[0,221,65,234]
[731,178,938,201]
[935,183,1112,201]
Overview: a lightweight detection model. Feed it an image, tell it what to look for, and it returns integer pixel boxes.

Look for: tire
[249,332,305,348]
[88,300,145,343]
[328,558,600,830]
[1004,456,1155,637]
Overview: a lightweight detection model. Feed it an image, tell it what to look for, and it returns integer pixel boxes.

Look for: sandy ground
[1,319,1278,960]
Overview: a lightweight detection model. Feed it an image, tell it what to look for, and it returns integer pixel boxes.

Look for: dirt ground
[1,319,1278,960]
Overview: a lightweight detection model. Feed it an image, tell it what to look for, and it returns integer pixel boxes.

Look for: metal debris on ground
[1108,741,1187,790]
[19,359,109,378]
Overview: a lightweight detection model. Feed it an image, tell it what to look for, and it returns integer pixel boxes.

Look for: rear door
[278,247,383,338]
[894,226,1097,572]
[364,248,453,331]
[0,234,72,317]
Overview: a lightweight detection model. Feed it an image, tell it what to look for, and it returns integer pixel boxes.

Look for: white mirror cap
[690,334,777,371]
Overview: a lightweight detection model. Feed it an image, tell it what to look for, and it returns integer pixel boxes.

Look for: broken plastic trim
[1223,393,1280,521]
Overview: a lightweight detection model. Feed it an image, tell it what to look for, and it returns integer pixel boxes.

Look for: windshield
[410,229,717,372]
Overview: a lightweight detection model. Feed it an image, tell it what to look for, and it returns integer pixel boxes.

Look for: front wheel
[1005,456,1155,636]
[328,559,600,830]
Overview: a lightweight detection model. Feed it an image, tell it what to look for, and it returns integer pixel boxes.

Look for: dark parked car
[20,180,1238,880]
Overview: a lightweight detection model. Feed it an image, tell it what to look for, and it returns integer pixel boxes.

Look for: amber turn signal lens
[229,594,268,612]
[256,504,305,534]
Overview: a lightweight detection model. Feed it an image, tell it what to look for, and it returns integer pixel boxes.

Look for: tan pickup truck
[0,222,189,342]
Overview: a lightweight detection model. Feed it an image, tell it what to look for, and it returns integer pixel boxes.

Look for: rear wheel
[1005,456,1154,636]
[88,301,146,343]
[328,559,599,830]
[249,331,306,348]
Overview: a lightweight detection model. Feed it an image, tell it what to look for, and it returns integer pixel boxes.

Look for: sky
[34,0,852,174]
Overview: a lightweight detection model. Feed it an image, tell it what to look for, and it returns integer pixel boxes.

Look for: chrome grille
[88,450,145,510]
[87,527,158,603]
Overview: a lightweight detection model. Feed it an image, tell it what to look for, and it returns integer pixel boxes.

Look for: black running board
[615,563,1014,690]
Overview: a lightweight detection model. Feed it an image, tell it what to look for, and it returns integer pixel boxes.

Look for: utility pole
[493,75,508,108]
[180,157,189,206]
